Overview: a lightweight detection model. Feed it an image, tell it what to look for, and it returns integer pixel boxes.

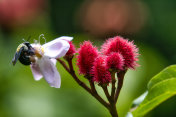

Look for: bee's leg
[29,56,36,63]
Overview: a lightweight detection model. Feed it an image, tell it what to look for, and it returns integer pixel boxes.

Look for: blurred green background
[0,0,175,117]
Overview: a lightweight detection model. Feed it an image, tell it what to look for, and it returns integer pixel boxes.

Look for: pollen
[33,44,44,58]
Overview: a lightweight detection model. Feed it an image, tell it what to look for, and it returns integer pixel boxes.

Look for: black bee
[12,42,35,66]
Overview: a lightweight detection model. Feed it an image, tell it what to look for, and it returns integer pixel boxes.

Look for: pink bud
[106,52,124,70]
[91,56,111,84]
[66,41,76,56]
[101,36,139,69]
[77,41,98,75]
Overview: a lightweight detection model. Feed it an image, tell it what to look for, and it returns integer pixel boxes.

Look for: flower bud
[106,52,124,71]
[66,41,76,56]
[101,36,139,69]
[77,41,98,75]
[64,41,76,60]
[91,56,111,84]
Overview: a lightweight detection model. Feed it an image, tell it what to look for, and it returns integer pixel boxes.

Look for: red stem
[58,58,109,108]
[115,70,127,103]
[111,72,116,100]
[57,58,70,73]
[102,85,111,102]
[57,58,124,117]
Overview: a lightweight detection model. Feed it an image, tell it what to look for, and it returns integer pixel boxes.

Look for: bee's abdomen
[19,51,31,65]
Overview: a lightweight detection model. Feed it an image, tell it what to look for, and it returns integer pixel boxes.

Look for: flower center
[33,44,44,58]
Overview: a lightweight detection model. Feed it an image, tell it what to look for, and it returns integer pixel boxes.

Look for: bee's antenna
[22,38,26,42]
[22,36,31,42]
[39,34,46,44]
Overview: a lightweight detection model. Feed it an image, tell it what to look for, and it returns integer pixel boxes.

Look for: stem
[115,70,127,103]
[101,84,118,117]
[57,59,70,73]
[57,58,91,94]
[67,59,109,108]
[111,72,116,100]
[58,58,109,108]
[109,104,118,117]
[89,80,109,108]
[108,71,118,117]
[101,85,111,102]
[89,80,97,94]
[58,58,121,116]
[67,59,92,94]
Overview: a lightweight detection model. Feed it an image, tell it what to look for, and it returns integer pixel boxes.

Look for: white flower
[30,36,73,88]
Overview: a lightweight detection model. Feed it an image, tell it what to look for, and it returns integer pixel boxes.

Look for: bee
[12,41,35,66]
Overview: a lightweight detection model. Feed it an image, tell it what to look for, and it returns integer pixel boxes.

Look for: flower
[101,36,139,69]
[91,56,111,84]
[30,36,73,88]
[77,41,99,75]
[106,52,124,70]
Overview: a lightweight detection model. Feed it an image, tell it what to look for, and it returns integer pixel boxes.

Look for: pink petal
[30,63,43,81]
[38,56,61,88]
[42,36,73,58]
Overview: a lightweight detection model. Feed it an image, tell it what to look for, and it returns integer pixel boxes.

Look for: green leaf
[148,65,176,89]
[132,65,176,117]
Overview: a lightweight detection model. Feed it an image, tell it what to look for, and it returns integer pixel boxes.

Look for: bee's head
[23,42,30,46]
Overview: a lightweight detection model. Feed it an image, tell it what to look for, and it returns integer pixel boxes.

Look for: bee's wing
[12,47,24,66]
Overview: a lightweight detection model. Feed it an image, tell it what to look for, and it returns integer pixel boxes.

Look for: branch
[59,58,109,108]
[67,59,92,93]
[89,80,97,94]
[101,85,111,102]
[69,59,109,108]
[57,58,70,73]
[111,71,116,100]
[57,58,91,93]
[90,84,110,108]
[114,70,127,103]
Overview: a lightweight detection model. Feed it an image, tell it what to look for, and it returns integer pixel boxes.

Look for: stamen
[38,34,46,44]
[35,49,43,58]
[33,44,44,58]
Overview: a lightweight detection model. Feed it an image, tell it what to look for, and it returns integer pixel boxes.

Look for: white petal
[31,43,41,49]
[50,59,57,65]
[30,63,43,81]
[54,36,73,41]
[42,37,73,58]
[38,56,61,88]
